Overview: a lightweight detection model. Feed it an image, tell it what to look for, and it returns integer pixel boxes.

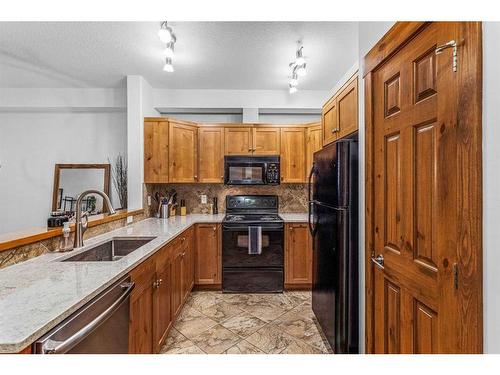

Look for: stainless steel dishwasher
[33,275,134,354]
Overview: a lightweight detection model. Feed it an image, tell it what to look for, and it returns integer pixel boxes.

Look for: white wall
[483,21,500,354]
[0,111,126,234]
[153,88,331,110]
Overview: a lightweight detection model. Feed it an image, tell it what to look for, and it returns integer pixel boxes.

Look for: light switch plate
[127,216,134,224]
[200,194,207,204]
[147,195,152,206]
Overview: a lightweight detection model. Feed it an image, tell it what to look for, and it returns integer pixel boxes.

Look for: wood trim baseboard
[0,209,144,252]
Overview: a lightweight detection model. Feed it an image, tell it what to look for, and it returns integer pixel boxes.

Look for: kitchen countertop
[0,213,308,353]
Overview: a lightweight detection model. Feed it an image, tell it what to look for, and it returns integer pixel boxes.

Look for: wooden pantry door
[365,22,482,353]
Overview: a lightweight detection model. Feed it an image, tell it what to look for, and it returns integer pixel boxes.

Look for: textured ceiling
[0,22,358,90]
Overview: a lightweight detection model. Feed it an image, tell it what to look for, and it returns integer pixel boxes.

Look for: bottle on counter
[213,197,218,214]
[58,221,74,252]
[180,199,187,216]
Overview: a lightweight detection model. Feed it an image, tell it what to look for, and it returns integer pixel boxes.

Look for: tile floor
[160,291,333,354]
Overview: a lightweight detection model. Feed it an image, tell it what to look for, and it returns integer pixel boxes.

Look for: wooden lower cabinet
[285,223,313,289]
[181,227,195,301]
[195,224,221,286]
[129,227,195,354]
[153,244,173,353]
[129,257,156,354]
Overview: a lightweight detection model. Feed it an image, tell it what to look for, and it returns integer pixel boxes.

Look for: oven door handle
[223,224,284,231]
[38,281,135,354]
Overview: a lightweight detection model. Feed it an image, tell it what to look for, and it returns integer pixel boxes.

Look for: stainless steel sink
[61,237,156,262]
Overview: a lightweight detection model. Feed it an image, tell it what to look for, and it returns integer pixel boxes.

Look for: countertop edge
[0,213,308,353]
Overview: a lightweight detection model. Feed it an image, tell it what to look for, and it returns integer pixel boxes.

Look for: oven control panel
[265,163,280,184]
[226,195,278,211]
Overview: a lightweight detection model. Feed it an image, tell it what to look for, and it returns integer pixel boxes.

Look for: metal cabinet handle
[371,254,384,269]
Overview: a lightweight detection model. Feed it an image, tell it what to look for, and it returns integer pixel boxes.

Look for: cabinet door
[169,122,198,183]
[129,258,156,354]
[322,97,338,146]
[198,127,224,183]
[224,127,253,155]
[170,245,183,319]
[306,124,322,177]
[144,121,169,183]
[153,245,173,352]
[180,228,195,301]
[280,127,306,183]
[285,223,312,287]
[253,127,281,155]
[195,224,221,285]
[337,77,358,138]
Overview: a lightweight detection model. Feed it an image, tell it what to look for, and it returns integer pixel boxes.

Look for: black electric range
[222,195,284,293]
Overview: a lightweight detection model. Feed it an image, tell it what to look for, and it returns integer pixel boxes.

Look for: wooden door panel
[224,127,252,155]
[369,22,483,354]
[144,121,169,183]
[337,78,358,138]
[306,124,322,176]
[169,122,198,183]
[253,127,280,155]
[322,99,338,146]
[414,122,438,270]
[414,301,438,354]
[280,127,306,183]
[198,127,224,183]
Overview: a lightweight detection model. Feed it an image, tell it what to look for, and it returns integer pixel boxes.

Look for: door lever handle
[371,254,384,269]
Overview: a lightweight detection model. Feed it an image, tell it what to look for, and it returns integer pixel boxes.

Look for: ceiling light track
[288,43,307,94]
[158,21,177,73]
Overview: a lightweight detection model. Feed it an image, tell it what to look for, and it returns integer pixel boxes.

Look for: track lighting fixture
[295,46,305,66]
[296,63,307,77]
[158,21,177,73]
[158,21,173,43]
[288,44,306,93]
[163,41,175,58]
[163,58,174,72]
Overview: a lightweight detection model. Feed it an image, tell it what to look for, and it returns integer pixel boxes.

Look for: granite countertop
[0,213,307,353]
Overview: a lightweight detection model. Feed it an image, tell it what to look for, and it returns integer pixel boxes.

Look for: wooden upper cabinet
[322,97,338,146]
[280,127,306,183]
[285,223,312,287]
[321,73,359,146]
[195,224,221,285]
[224,127,253,155]
[198,127,224,183]
[168,121,198,183]
[337,76,358,138]
[306,124,322,176]
[144,120,169,183]
[253,127,281,155]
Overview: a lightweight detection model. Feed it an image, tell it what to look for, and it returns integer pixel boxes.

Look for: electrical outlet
[127,216,134,224]
[147,195,152,206]
[200,194,207,204]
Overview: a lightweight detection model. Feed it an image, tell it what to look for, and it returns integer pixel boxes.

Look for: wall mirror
[52,164,114,216]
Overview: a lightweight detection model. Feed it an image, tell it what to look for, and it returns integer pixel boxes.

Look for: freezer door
[311,203,356,353]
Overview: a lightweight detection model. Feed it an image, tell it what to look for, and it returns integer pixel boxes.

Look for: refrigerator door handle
[308,163,316,203]
[308,201,318,237]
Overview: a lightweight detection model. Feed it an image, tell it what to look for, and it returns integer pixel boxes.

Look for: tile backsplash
[145,183,308,215]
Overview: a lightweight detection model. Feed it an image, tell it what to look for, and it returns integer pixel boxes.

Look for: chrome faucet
[74,189,116,248]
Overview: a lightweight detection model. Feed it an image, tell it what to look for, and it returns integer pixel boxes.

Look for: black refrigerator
[308,133,358,354]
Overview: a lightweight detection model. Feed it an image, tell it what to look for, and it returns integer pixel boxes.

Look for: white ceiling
[0,22,358,90]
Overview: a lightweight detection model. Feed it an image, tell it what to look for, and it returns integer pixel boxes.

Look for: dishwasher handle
[40,281,135,354]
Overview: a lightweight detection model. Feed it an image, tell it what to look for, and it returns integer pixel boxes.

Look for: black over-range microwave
[224,156,280,185]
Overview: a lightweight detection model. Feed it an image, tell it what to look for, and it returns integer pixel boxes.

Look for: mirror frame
[52,163,111,212]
